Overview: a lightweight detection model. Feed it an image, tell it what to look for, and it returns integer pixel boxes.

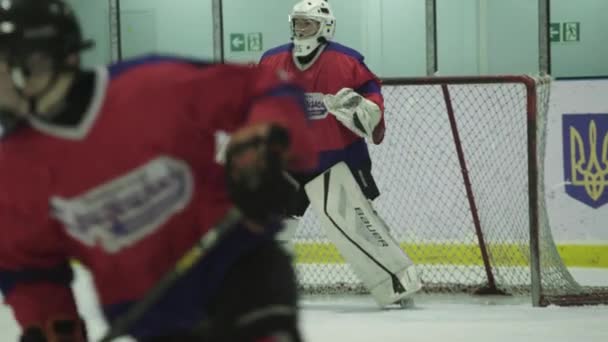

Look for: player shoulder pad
[324,42,365,63]
[260,43,294,61]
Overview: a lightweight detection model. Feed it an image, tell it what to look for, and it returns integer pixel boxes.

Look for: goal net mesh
[293,76,608,306]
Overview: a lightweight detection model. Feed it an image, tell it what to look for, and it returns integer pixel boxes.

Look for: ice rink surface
[1,267,607,341]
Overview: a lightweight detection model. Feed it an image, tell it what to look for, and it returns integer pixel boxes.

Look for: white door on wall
[120,10,158,59]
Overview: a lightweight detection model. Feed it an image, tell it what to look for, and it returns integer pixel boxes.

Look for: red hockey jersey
[259,41,385,173]
[0,55,316,336]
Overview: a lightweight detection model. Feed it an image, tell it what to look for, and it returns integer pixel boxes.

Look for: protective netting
[293,76,608,305]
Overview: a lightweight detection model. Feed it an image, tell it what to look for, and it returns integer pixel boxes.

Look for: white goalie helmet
[289,0,336,57]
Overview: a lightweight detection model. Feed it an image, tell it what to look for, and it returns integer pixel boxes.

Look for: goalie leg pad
[304,162,422,306]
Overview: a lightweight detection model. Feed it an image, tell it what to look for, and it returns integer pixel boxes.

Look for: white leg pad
[304,162,422,307]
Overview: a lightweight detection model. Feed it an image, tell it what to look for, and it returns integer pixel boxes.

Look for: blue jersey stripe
[108,54,212,79]
[0,271,16,295]
[260,43,293,61]
[324,42,380,77]
[314,139,371,173]
[356,80,381,96]
[324,42,364,62]
[0,262,74,295]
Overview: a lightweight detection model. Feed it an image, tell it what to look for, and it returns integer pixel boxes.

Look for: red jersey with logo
[260,41,385,173]
[0,55,316,337]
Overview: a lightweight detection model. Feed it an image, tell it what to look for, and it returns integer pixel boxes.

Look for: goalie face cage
[293,75,608,307]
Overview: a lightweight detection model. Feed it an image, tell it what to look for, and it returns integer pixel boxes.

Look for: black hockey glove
[225,124,297,225]
[20,318,87,342]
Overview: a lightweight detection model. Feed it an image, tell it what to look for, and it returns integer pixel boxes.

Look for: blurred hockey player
[0,0,317,341]
[259,0,421,307]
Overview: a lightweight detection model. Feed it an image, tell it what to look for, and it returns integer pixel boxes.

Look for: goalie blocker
[304,162,421,307]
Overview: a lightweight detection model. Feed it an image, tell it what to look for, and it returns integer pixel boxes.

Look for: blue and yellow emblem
[562,114,608,208]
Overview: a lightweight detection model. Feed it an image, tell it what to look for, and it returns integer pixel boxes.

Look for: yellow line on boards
[293,243,608,268]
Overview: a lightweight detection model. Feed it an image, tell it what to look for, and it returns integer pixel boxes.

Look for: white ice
[1,266,607,341]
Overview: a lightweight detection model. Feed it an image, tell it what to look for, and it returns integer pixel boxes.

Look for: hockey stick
[99,207,243,342]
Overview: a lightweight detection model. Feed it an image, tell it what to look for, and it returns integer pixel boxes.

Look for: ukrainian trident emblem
[562,114,608,208]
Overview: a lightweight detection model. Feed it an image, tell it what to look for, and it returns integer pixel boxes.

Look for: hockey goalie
[260,0,422,307]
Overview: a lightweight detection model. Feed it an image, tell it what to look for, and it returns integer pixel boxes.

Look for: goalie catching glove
[323,88,382,140]
[225,123,297,226]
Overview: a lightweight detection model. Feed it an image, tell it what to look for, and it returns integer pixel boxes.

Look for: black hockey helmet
[0,0,93,90]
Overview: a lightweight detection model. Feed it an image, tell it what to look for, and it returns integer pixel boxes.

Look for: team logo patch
[304,92,329,120]
[51,157,194,252]
[562,114,608,208]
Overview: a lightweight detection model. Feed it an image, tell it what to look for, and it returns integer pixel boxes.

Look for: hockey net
[293,75,608,306]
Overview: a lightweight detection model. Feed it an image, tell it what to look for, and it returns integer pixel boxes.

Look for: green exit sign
[563,22,580,42]
[230,33,245,52]
[550,22,581,43]
[550,23,561,42]
[230,32,264,52]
